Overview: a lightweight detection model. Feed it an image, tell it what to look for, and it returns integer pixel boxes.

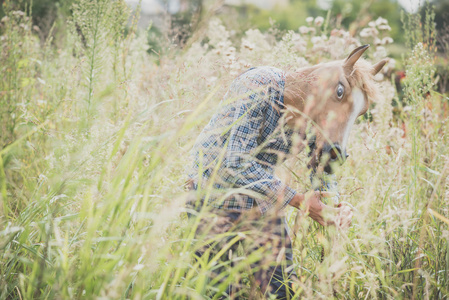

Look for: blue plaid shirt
[188,66,297,214]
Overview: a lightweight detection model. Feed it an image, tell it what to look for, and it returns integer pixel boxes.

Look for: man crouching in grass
[186,65,356,299]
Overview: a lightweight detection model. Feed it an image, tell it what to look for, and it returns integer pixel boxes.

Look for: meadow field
[1,0,449,299]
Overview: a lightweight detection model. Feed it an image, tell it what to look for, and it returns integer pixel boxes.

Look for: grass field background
[1,0,449,299]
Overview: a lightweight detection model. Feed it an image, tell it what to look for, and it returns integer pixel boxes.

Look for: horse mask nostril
[330,148,338,160]
[323,144,344,162]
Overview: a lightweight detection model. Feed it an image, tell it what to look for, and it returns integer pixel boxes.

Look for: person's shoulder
[238,66,285,86]
[240,66,284,79]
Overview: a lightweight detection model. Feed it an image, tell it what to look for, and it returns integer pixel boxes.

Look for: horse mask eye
[337,83,344,99]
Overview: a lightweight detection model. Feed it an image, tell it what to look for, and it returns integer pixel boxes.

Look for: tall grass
[0,0,448,299]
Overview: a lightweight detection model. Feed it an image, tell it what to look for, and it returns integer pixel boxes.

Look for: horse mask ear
[372,58,388,75]
[343,44,370,73]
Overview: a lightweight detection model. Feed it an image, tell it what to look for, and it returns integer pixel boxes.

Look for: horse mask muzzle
[307,139,348,174]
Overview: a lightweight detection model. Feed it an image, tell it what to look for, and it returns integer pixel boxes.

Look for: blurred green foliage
[2,0,448,51]
[226,0,404,43]
[332,0,403,41]
[245,1,317,31]
[0,0,73,43]
[431,0,449,29]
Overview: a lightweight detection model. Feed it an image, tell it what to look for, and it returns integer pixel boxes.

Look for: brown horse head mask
[283,45,388,173]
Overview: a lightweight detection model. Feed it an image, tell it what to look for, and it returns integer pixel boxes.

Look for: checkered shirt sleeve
[223,83,296,213]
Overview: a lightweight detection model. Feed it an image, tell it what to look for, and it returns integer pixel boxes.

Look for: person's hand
[289,191,353,228]
[303,191,334,226]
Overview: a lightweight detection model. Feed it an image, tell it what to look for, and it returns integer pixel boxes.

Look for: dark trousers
[188,208,297,299]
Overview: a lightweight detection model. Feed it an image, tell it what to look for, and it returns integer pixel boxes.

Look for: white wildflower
[217,41,227,49]
[387,58,396,69]
[378,24,391,31]
[311,35,326,50]
[240,28,270,56]
[368,21,376,27]
[382,37,394,44]
[185,42,207,60]
[223,47,235,56]
[242,39,255,50]
[310,36,322,44]
[294,38,307,53]
[341,30,351,38]
[374,46,387,59]
[225,54,236,64]
[375,17,388,26]
[306,17,314,24]
[299,26,309,34]
[311,36,322,44]
[207,18,231,49]
[314,16,324,27]
[12,10,25,16]
[360,28,372,38]
[295,56,310,67]
[241,61,251,68]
